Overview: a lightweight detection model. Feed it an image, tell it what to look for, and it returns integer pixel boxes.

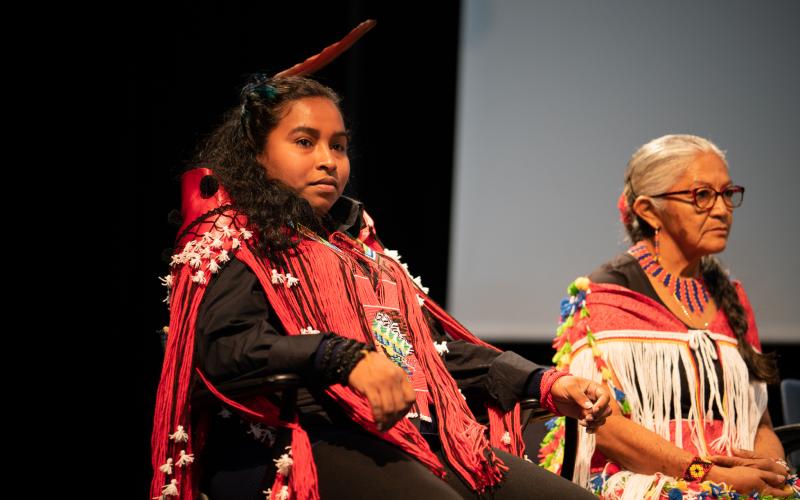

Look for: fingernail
[584,402,593,408]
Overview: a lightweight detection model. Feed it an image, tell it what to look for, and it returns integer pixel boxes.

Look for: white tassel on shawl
[261,486,289,500]
[711,344,767,452]
[153,479,179,498]
[563,346,599,486]
[569,329,768,495]
[169,425,189,443]
[752,380,768,424]
[158,458,174,475]
[688,330,725,425]
[274,447,293,477]
[600,471,670,500]
[568,337,687,486]
[606,338,687,443]
[613,472,669,500]
[176,450,194,467]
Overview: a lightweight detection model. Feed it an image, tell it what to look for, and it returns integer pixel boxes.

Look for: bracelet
[320,337,375,385]
[539,368,570,414]
[334,343,369,384]
[683,456,713,482]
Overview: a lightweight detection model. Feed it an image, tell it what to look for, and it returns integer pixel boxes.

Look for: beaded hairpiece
[239,19,376,147]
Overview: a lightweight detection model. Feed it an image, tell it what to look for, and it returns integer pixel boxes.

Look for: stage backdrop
[449,0,799,342]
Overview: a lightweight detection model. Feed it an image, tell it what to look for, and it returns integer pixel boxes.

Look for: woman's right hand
[347,351,416,432]
[708,464,791,498]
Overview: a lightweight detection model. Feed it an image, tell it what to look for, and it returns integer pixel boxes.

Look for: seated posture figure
[543,134,798,499]
[150,30,610,500]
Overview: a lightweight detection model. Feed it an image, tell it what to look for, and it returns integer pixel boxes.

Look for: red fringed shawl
[149,170,524,500]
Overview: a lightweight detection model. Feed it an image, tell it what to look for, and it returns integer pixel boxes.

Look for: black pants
[203,425,594,499]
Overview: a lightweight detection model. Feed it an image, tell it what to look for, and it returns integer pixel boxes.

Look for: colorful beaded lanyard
[628,243,711,316]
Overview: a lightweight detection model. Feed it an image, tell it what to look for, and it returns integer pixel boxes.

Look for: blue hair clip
[254,84,277,101]
[242,74,278,102]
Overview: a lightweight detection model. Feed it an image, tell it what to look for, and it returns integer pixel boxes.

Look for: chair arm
[774,423,800,455]
[192,373,303,421]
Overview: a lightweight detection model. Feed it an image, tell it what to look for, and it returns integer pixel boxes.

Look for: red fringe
[362,228,525,466]
[420,288,526,464]
[487,405,526,456]
[238,243,448,480]
[151,205,526,498]
[383,255,505,490]
[150,265,204,500]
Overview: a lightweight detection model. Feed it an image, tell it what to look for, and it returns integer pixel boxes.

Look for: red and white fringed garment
[149,169,525,500]
[551,280,767,499]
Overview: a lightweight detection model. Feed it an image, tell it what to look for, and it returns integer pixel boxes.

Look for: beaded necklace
[628,243,711,318]
[296,223,377,261]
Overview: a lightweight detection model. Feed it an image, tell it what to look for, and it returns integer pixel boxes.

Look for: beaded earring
[654,227,661,264]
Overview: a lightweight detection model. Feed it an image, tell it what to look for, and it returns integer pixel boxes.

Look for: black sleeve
[589,252,662,304]
[195,257,328,385]
[589,258,632,287]
[424,309,548,413]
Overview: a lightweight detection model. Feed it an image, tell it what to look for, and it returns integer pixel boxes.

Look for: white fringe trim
[433,341,448,356]
[168,425,189,443]
[176,450,194,467]
[603,471,670,500]
[568,328,765,490]
[153,479,179,498]
[158,458,173,475]
[274,447,293,477]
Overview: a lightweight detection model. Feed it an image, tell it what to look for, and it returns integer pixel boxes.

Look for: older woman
[542,134,798,499]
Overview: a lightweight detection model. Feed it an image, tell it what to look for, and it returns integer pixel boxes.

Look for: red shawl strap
[422,297,499,350]
[572,282,758,346]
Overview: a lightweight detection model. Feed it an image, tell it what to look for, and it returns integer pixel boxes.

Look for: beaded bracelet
[321,337,375,385]
[683,456,713,482]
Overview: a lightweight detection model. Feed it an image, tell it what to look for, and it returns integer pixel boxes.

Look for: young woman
[150,71,610,500]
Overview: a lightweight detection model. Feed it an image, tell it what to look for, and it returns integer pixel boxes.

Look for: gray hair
[622,134,727,241]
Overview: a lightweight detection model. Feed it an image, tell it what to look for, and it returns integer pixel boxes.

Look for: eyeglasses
[650,185,745,210]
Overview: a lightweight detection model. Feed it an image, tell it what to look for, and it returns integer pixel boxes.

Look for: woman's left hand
[709,448,790,478]
[550,375,612,432]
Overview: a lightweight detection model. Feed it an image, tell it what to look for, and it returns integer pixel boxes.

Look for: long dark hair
[192,75,344,252]
[700,257,779,383]
[622,134,778,383]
